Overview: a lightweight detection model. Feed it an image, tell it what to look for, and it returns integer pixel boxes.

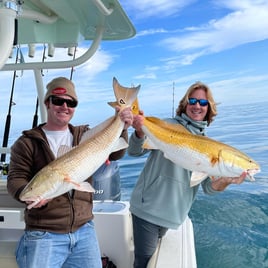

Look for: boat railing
[1,25,105,72]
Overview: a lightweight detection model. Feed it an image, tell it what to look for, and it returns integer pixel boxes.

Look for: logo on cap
[52,87,67,95]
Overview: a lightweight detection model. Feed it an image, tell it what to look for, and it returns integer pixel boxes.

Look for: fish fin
[73,181,95,192]
[80,117,115,143]
[26,199,42,210]
[143,137,157,150]
[190,171,209,187]
[111,137,129,152]
[63,177,95,192]
[108,101,118,108]
[57,145,73,158]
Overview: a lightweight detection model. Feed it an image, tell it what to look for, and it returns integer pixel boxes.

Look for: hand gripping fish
[19,77,140,209]
[132,100,260,186]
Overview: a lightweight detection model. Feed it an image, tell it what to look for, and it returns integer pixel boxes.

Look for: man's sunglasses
[188,98,208,107]
[50,96,78,108]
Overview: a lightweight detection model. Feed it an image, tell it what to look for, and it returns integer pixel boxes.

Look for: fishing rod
[1,47,20,162]
[172,81,175,118]
[32,98,39,128]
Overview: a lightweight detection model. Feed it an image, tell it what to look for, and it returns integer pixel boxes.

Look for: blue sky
[1,0,268,134]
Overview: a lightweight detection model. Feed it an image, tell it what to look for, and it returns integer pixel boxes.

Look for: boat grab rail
[1,0,117,72]
[1,25,105,71]
[92,0,114,16]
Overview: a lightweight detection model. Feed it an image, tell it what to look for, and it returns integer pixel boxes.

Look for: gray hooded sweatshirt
[128,113,218,229]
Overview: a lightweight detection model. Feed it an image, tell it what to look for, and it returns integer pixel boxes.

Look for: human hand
[211,171,247,191]
[117,106,133,130]
[132,110,145,138]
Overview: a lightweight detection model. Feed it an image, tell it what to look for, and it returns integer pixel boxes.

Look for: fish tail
[108,77,140,111]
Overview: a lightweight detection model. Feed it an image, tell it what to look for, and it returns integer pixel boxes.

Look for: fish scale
[133,104,260,187]
[19,78,140,209]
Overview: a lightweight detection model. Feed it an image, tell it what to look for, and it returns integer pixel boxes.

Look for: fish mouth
[246,168,261,181]
[248,168,261,174]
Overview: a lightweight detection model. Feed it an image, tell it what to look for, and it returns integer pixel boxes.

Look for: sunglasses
[50,96,78,108]
[188,98,208,107]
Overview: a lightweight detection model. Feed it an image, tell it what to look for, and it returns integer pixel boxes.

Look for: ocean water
[118,101,268,268]
[1,101,267,267]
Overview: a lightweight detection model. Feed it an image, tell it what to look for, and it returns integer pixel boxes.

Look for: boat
[0,1,196,267]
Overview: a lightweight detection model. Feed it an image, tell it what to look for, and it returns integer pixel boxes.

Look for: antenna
[172,81,175,118]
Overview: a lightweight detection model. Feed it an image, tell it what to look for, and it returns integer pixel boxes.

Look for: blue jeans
[132,214,168,268]
[16,220,102,268]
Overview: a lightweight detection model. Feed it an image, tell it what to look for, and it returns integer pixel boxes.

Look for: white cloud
[211,74,268,99]
[214,0,268,10]
[160,51,207,68]
[136,28,168,37]
[134,73,157,80]
[74,47,114,79]
[123,0,196,18]
[2,0,268,133]
[160,1,268,64]
[133,66,160,80]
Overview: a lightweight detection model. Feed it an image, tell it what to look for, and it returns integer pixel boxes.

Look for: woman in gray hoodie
[128,81,247,268]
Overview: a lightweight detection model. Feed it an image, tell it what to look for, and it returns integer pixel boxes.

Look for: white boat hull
[0,199,197,268]
[0,200,134,268]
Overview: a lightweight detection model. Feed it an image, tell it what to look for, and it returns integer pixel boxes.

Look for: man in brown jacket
[7,77,133,268]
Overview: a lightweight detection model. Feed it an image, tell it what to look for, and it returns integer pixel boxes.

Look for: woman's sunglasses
[188,98,208,107]
[50,96,78,108]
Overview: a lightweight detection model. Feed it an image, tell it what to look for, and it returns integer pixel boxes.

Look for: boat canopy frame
[0,0,135,157]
